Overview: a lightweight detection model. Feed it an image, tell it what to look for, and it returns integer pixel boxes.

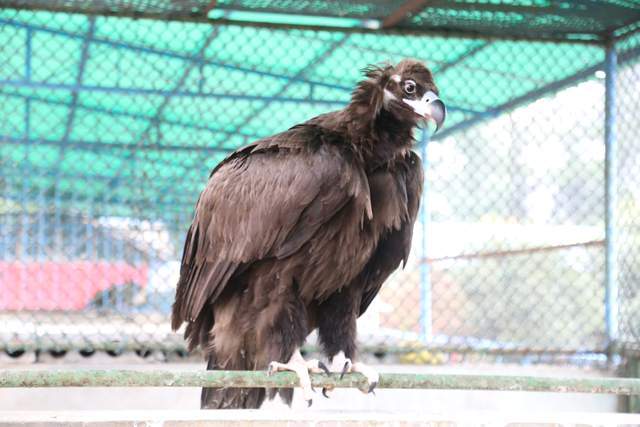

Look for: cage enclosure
[0,1,639,369]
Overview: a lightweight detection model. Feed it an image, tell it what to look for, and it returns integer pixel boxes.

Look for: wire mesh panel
[0,6,638,361]
[616,31,640,354]
[2,0,215,17]
[425,68,606,353]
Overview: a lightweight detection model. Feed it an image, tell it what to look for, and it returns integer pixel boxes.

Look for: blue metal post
[86,203,94,260]
[20,99,30,262]
[115,231,125,311]
[54,188,62,252]
[35,188,46,305]
[1,207,8,260]
[20,28,32,262]
[5,214,15,260]
[604,40,618,345]
[20,210,28,259]
[69,191,78,258]
[85,202,95,311]
[53,181,61,299]
[25,28,32,81]
[419,129,432,343]
[101,192,110,309]
[0,170,6,259]
[17,27,32,268]
[37,189,45,260]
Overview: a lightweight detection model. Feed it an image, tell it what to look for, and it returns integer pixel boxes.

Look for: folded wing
[171,126,371,331]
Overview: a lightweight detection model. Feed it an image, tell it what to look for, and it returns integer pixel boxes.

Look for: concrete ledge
[1,410,640,426]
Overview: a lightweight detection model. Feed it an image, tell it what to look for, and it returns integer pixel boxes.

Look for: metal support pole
[604,40,618,346]
[36,189,45,261]
[25,28,32,81]
[627,357,640,412]
[101,191,110,309]
[86,203,94,260]
[419,129,432,342]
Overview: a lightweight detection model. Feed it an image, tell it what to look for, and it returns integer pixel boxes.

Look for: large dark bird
[171,59,446,409]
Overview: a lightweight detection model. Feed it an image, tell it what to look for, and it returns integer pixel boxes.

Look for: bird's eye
[403,80,416,95]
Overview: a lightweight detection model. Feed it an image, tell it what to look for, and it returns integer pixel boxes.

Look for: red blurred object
[0,261,148,310]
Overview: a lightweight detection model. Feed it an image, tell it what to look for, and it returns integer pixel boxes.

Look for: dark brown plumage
[171,59,445,409]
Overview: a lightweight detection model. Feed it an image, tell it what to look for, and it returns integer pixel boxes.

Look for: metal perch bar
[1,370,640,395]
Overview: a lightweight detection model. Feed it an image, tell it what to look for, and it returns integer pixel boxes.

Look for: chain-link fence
[617,31,640,355]
[0,4,639,364]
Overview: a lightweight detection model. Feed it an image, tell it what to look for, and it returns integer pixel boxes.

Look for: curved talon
[339,361,350,380]
[368,381,378,394]
[306,399,313,407]
[267,349,321,406]
[267,362,276,376]
[322,387,331,398]
[318,361,330,375]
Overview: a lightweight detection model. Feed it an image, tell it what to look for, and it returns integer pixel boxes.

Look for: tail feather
[201,354,267,409]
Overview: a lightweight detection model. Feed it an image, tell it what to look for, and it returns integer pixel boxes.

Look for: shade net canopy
[0,8,614,218]
[4,0,640,40]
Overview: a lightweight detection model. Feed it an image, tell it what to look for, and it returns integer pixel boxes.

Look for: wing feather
[358,152,423,315]
[172,126,369,329]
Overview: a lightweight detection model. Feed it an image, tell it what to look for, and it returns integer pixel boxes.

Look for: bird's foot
[267,348,329,407]
[322,351,379,397]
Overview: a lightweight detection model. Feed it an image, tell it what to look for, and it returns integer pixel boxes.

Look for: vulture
[171,59,446,409]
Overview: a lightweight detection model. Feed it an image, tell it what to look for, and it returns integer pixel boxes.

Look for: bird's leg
[267,348,329,407]
[316,287,377,397]
[323,351,379,396]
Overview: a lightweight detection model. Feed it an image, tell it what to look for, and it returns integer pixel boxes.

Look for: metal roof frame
[5,1,640,41]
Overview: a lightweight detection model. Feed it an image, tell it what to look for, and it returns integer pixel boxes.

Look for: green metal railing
[1,370,640,395]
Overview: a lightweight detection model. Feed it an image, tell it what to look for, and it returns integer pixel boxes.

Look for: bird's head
[351,59,446,133]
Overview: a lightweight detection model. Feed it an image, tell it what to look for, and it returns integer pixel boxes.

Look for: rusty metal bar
[381,0,429,29]
[203,0,218,14]
[0,5,603,44]
[1,370,640,395]
[421,239,605,264]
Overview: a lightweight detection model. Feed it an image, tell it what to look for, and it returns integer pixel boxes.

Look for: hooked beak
[403,91,447,133]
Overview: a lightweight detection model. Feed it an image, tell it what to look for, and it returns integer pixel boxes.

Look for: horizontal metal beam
[233,34,349,134]
[1,369,639,394]
[381,0,428,29]
[0,90,264,141]
[435,64,596,139]
[1,18,475,116]
[0,192,195,214]
[0,6,604,44]
[0,78,472,116]
[434,41,490,74]
[423,0,633,23]
[0,79,349,106]
[436,41,640,140]
[422,240,605,264]
[0,18,353,93]
[615,21,640,41]
[1,168,202,189]
[6,10,527,78]
[0,135,234,154]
